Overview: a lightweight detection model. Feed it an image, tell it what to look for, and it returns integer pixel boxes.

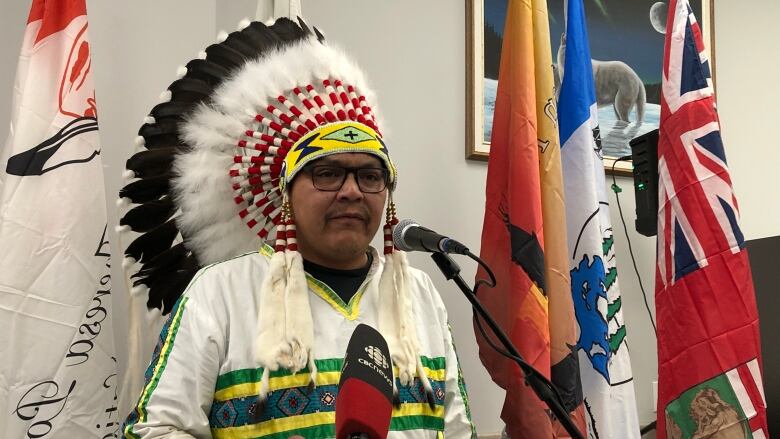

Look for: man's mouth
[330,213,366,221]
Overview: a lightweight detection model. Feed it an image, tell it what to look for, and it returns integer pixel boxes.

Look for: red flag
[476,0,584,436]
[656,1,767,437]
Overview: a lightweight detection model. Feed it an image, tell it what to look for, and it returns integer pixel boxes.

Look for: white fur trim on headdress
[379,252,426,384]
[254,250,289,373]
[116,197,131,209]
[173,117,258,265]
[122,257,137,270]
[158,90,172,103]
[237,19,251,31]
[130,284,149,297]
[283,250,316,376]
[378,250,436,408]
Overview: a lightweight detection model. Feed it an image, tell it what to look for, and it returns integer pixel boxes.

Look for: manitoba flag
[656,1,767,437]
[0,1,117,437]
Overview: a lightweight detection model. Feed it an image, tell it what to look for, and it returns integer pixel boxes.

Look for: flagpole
[255,0,302,21]
[430,252,585,439]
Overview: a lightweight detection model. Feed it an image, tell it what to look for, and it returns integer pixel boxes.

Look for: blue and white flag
[558,0,640,437]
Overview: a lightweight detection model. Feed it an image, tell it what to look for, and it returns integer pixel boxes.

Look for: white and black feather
[118,18,315,314]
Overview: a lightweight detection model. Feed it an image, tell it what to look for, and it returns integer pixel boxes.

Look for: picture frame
[466,0,715,176]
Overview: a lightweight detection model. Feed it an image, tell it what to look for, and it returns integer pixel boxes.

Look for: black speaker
[629,129,659,237]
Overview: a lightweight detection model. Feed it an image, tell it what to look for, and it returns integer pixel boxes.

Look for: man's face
[289,153,388,269]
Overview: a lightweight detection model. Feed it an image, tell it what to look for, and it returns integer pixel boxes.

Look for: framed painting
[466,0,715,175]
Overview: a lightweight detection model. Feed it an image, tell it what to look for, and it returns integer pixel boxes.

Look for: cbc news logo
[364,346,389,369]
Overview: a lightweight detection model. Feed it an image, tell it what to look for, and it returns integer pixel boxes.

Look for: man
[120,17,476,438]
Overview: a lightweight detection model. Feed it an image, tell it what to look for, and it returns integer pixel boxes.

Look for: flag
[557,0,641,437]
[476,0,584,436]
[0,1,118,437]
[656,1,767,437]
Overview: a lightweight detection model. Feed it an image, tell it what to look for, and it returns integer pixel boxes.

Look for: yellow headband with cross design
[280,121,396,192]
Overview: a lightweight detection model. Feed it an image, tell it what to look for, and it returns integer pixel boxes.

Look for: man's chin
[326,235,371,255]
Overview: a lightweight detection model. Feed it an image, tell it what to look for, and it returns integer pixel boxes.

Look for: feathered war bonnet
[117,17,434,406]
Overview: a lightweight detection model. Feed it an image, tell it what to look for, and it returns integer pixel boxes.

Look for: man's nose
[337,172,363,200]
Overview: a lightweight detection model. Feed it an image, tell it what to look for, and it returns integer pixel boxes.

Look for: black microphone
[335,324,394,439]
[392,218,469,255]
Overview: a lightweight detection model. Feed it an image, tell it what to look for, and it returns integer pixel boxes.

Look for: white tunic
[123,248,477,438]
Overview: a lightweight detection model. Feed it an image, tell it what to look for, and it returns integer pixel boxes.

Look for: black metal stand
[430,252,585,439]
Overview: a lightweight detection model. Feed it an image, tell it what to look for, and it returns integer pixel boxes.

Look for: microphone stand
[430,252,585,439]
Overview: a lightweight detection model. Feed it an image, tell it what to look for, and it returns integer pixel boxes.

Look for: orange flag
[476,0,584,436]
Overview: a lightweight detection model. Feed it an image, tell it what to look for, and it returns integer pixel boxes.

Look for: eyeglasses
[304,165,389,193]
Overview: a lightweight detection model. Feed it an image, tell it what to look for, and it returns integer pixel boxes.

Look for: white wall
[714,0,780,241]
[0,1,27,142]
[1,0,777,437]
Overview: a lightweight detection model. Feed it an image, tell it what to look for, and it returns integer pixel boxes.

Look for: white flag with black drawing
[0,1,118,437]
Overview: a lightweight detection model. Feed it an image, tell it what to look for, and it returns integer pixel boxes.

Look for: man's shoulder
[403,263,434,287]
[175,250,270,318]
[402,262,444,307]
[184,250,269,294]
[202,249,269,271]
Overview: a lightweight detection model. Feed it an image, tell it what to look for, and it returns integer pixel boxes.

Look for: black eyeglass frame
[302,165,390,194]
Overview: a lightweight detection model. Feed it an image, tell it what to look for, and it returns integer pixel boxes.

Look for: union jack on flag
[656,1,768,438]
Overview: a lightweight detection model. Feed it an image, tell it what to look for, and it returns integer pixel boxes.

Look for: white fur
[378,250,399,341]
[134,136,146,147]
[123,170,136,181]
[237,19,251,31]
[416,356,434,402]
[143,116,156,125]
[258,367,271,401]
[283,250,314,373]
[378,252,408,385]
[205,38,383,130]
[158,90,172,103]
[179,107,247,154]
[254,250,289,371]
[130,285,149,297]
[307,355,318,389]
[122,257,137,270]
[176,66,188,79]
[115,225,131,234]
[378,251,424,387]
[174,107,259,265]
[394,252,419,385]
[171,146,257,265]
[217,31,229,43]
[116,197,131,209]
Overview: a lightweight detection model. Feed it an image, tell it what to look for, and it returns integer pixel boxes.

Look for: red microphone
[335,324,394,439]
